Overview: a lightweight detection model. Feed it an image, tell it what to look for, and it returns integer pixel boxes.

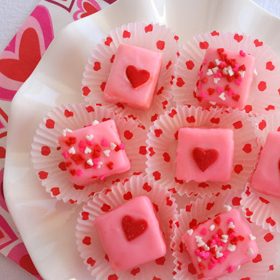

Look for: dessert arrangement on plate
[30,22,280,279]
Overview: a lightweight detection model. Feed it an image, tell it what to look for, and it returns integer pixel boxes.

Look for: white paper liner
[75,174,177,280]
[171,192,280,280]
[81,22,179,126]
[173,31,280,114]
[145,105,260,197]
[31,103,147,204]
[241,112,280,233]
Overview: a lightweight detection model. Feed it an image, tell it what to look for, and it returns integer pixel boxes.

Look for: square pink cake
[58,120,130,186]
[175,128,234,183]
[104,44,162,110]
[196,48,255,109]
[95,196,166,271]
[182,209,258,279]
[251,131,280,197]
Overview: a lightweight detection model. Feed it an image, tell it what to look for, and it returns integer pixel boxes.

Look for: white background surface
[0,0,279,279]
[0,0,40,52]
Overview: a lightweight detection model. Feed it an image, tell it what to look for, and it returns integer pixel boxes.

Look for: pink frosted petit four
[182,209,258,279]
[59,120,130,186]
[251,131,280,197]
[176,128,234,183]
[104,44,162,110]
[95,196,166,271]
[196,48,255,109]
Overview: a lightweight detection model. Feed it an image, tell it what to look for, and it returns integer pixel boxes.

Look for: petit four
[95,196,166,271]
[104,44,162,110]
[196,48,255,109]
[58,120,130,185]
[175,128,234,182]
[182,209,258,279]
[251,131,280,197]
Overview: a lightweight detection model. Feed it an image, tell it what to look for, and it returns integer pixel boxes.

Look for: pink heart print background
[0,0,116,278]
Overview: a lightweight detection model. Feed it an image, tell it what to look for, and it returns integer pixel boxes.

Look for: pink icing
[182,209,258,279]
[95,196,166,271]
[196,48,255,109]
[251,131,280,197]
[175,128,234,183]
[58,120,130,185]
[104,44,162,110]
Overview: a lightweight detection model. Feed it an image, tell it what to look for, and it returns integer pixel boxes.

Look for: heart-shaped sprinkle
[126,65,150,88]
[122,215,148,241]
[192,147,219,172]
[278,160,280,172]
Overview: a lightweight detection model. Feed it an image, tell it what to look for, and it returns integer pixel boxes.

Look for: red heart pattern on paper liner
[172,31,280,115]
[31,104,147,204]
[122,215,148,241]
[172,193,279,279]
[76,175,177,279]
[81,22,178,125]
[126,65,150,88]
[145,105,260,197]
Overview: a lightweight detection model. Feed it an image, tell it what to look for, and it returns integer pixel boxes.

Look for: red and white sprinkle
[84,147,92,154]
[249,234,256,241]
[62,128,73,137]
[86,159,94,166]
[209,224,215,231]
[187,229,194,236]
[224,204,232,212]
[68,147,76,154]
[110,142,117,150]
[103,149,111,157]
[227,244,236,252]
[86,134,94,141]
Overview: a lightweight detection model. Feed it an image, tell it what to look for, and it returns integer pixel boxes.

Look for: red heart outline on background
[45,0,75,12]
[0,215,18,250]
[0,5,54,98]
[8,242,40,277]
[73,0,101,20]
[0,28,41,82]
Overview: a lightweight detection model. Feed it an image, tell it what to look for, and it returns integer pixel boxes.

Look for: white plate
[4,0,280,279]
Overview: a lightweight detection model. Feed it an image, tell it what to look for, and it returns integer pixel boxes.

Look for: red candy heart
[192,147,219,172]
[122,215,148,241]
[278,160,280,172]
[126,65,150,88]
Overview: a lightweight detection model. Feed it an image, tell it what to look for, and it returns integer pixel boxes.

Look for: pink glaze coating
[196,48,255,109]
[175,128,234,183]
[104,44,162,110]
[251,131,280,197]
[58,120,130,186]
[95,196,166,271]
[182,209,258,279]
